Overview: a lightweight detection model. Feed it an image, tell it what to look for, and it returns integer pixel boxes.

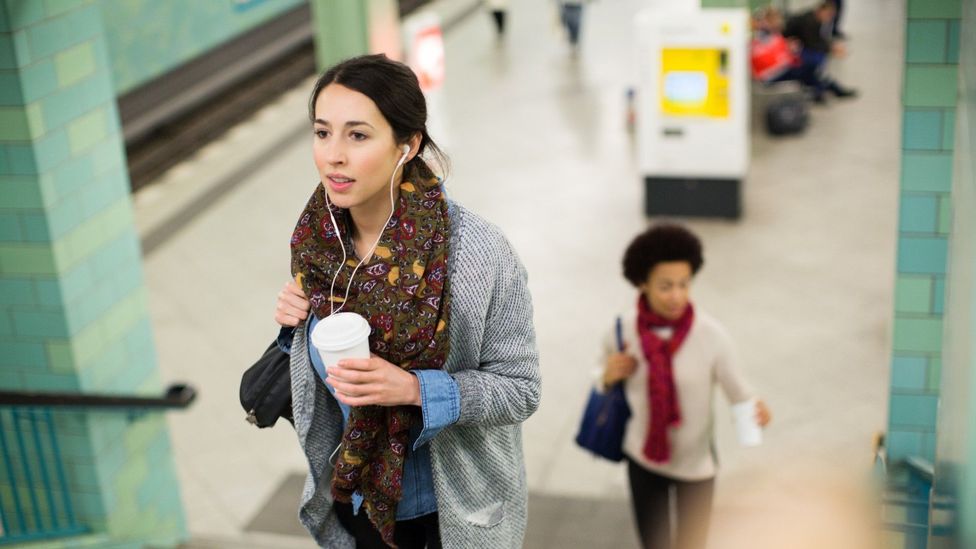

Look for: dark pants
[771,64,822,93]
[627,458,715,549]
[770,50,837,98]
[334,501,442,549]
[833,0,844,35]
[561,3,583,45]
[490,9,505,35]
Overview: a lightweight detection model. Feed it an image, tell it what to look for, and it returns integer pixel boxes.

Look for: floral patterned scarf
[290,175,451,547]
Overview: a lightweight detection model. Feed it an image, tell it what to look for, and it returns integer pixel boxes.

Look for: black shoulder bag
[239,340,293,428]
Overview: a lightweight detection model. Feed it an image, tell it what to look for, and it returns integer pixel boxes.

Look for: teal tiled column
[309,0,402,71]
[310,0,368,70]
[0,1,185,545]
[886,0,961,469]
[935,0,976,545]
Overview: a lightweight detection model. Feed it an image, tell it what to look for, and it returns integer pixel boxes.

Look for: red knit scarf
[636,296,694,463]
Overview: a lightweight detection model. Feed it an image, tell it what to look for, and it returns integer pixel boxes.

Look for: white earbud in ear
[401,144,410,156]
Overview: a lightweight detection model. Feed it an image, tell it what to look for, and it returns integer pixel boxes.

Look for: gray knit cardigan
[289,201,541,548]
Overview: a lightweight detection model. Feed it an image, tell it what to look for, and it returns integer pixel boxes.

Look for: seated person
[750,7,797,83]
[779,0,857,103]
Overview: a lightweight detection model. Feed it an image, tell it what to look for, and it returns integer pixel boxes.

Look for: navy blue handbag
[575,317,632,462]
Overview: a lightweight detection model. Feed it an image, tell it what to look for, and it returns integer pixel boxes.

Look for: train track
[124,45,316,191]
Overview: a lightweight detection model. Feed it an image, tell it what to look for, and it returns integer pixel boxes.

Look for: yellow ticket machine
[636,7,749,218]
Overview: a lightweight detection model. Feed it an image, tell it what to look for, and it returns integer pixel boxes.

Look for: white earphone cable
[325,147,410,316]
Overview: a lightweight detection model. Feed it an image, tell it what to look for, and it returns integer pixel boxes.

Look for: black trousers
[832,0,844,35]
[490,9,506,35]
[627,458,715,549]
[561,4,583,45]
[334,501,442,549]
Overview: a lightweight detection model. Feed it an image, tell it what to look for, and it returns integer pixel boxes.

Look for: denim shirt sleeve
[276,326,295,354]
[411,369,461,450]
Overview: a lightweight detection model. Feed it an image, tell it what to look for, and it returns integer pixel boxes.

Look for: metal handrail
[905,455,935,482]
[0,385,195,545]
[0,384,196,410]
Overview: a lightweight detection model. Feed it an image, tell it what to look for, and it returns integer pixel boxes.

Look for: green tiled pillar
[886,0,961,466]
[0,1,185,546]
[310,0,368,70]
[309,0,402,71]
[935,0,976,545]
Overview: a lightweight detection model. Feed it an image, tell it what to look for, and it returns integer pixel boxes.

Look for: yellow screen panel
[660,48,729,118]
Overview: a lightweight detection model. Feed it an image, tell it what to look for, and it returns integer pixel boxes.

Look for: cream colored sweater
[601,308,754,481]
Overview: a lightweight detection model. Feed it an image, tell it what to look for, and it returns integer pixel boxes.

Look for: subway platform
[134,0,901,547]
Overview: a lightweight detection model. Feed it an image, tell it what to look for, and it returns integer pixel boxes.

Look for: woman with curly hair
[601,223,771,549]
[273,54,540,548]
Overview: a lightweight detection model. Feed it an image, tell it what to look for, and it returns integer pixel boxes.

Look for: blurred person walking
[487,0,508,37]
[559,1,587,48]
[597,224,771,549]
[273,54,540,548]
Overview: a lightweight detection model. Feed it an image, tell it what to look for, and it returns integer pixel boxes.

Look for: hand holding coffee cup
[754,399,772,427]
[326,355,422,407]
[732,397,772,447]
[312,312,421,408]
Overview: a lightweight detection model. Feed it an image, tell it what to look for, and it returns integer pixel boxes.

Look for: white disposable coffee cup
[732,398,763,447]
[310,312,372,369]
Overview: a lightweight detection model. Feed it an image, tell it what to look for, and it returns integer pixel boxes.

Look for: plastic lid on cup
[311,312,372,351]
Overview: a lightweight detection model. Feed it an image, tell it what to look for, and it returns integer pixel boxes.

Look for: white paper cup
[732,398,763,447]
[310,312,372,369]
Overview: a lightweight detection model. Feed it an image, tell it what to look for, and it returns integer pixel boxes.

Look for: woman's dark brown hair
[308,54,449,180]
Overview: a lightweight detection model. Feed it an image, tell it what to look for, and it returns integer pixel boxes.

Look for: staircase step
[10,534,111,548]
[179,532,316,549]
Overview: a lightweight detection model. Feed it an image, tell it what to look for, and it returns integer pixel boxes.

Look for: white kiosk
[636,7,749,218]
